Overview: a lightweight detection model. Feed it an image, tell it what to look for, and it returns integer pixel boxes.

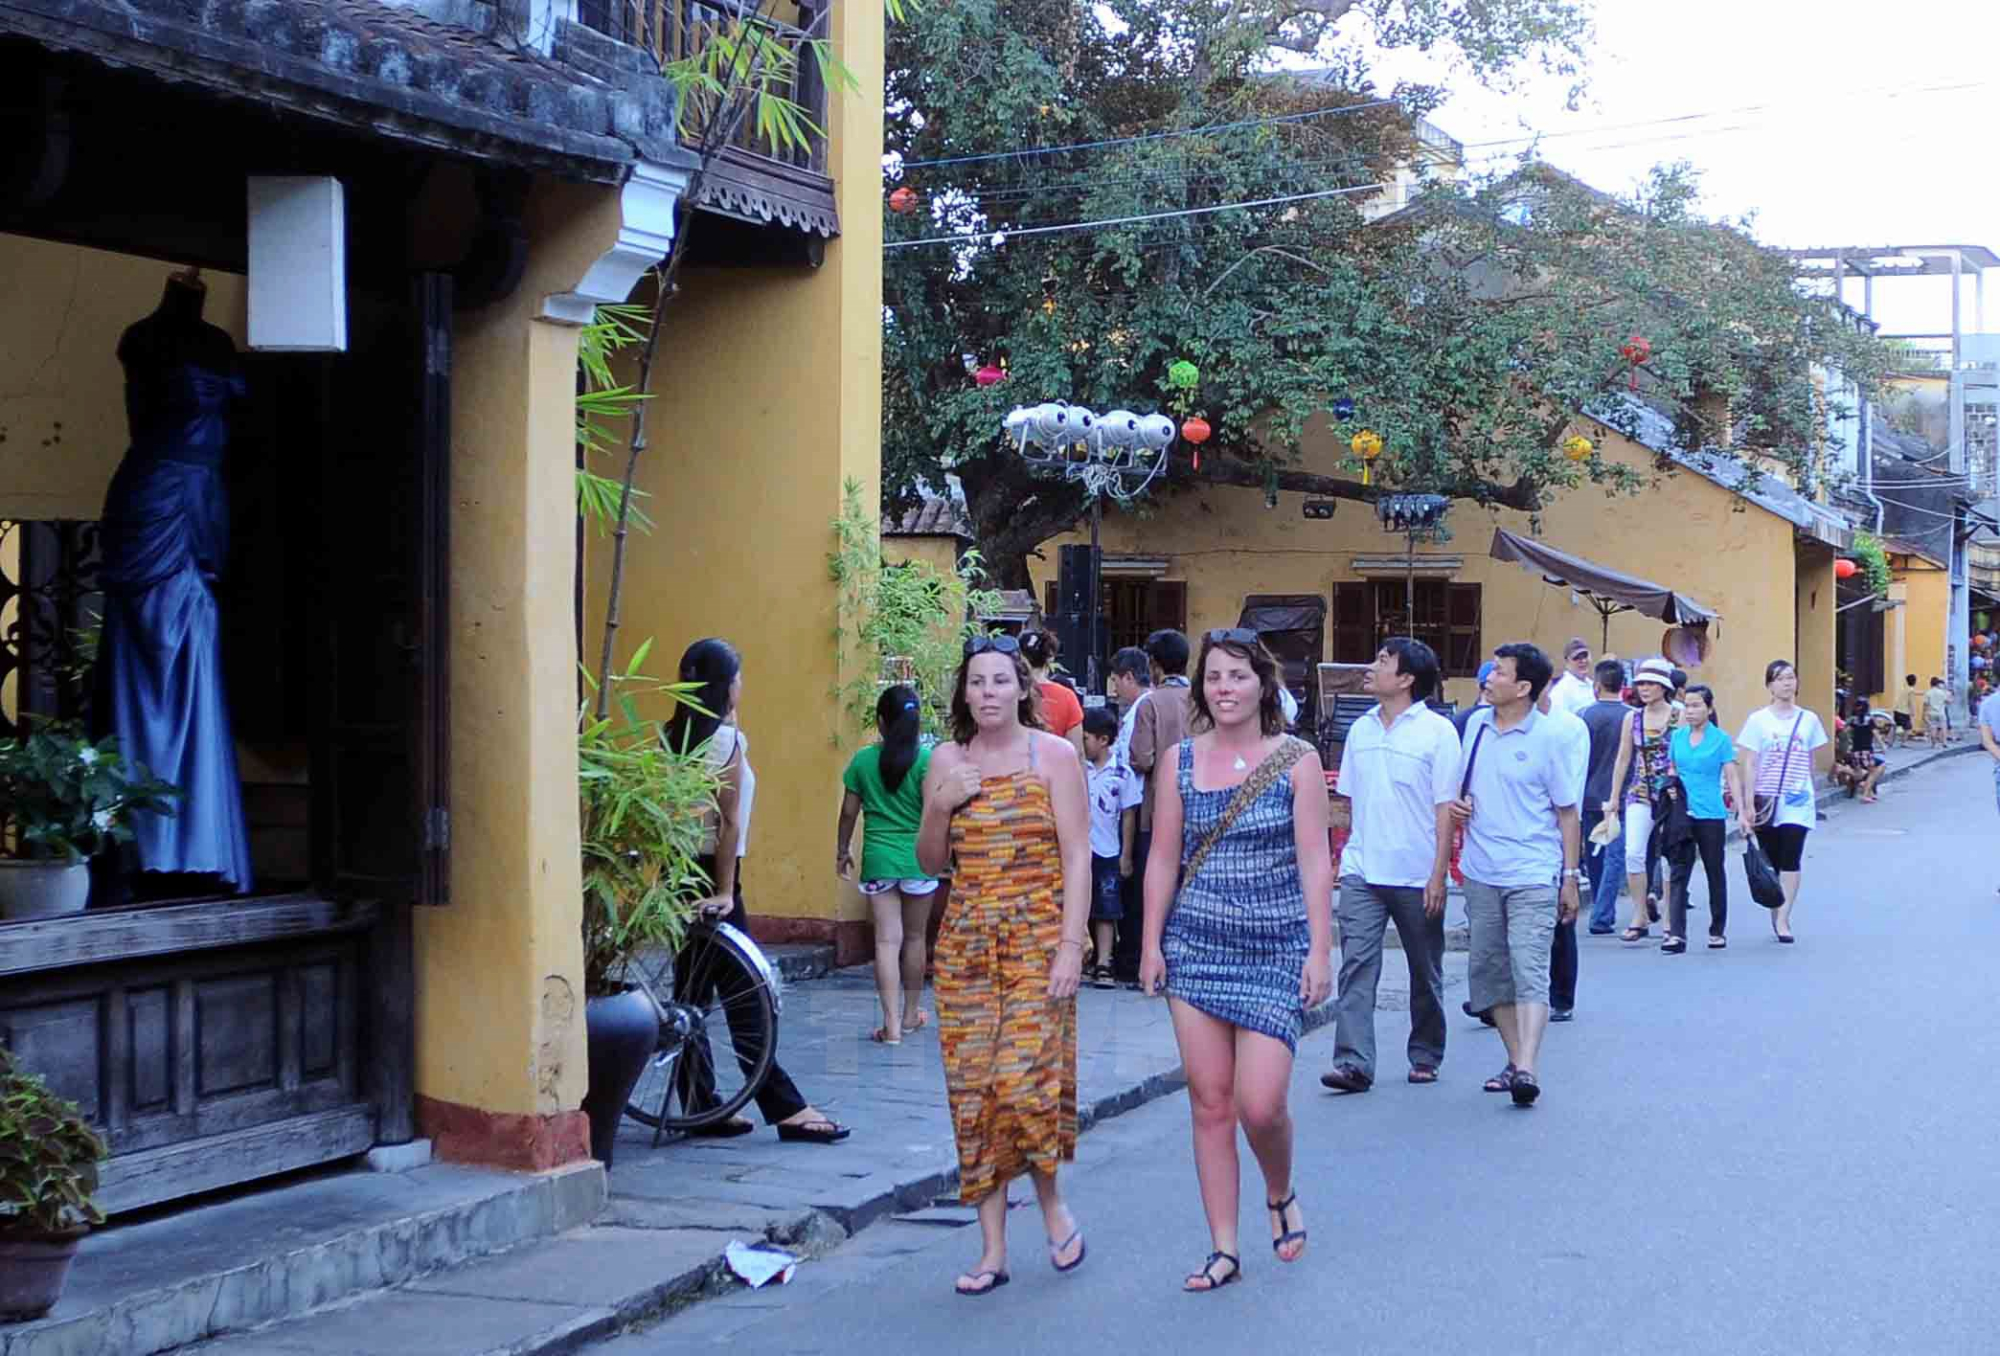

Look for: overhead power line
[883,180,1386,250]
[895,97,1404,170]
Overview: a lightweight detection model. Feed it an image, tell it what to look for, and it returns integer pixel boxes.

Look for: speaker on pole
[1055,543,1102,694]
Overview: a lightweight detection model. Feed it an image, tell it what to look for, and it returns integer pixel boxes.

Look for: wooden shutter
[1148,580,1187,635]
[1446,583,1483,677]
[313,274,451,907]
[1330,582,1372,662]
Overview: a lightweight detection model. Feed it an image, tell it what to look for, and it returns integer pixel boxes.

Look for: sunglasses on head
[1205,628,1261,647]
[963,634,1023,658]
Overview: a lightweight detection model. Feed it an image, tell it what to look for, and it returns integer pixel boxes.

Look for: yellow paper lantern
[1350,428,1384,486]
[1562,434,1593,462]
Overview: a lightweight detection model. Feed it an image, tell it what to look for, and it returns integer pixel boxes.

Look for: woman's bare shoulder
[929,740,967,771]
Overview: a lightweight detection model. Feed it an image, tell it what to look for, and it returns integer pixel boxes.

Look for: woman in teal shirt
[1663,685,1743,953]
[837,686,938,1042]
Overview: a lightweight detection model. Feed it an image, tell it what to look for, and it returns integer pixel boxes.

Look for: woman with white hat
[1604,657,1681,942]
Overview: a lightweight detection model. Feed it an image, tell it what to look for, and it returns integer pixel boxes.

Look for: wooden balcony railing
[576,0,830,174]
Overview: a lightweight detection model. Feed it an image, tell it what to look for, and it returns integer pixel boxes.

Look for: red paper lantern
[1833,558,1858,580]
[1619,334,1652,391]
[888,185,919,215]
[1181,416,1211,472]
[973,363,1005,388]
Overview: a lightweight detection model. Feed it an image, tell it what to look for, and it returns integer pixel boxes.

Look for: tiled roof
[884,496,972,538]
[0,0,693,180]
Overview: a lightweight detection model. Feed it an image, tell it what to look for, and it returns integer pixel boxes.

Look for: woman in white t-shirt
[1737,660,1829,945]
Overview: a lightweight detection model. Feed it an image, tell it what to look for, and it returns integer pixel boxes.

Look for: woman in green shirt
[837,686,939,1043]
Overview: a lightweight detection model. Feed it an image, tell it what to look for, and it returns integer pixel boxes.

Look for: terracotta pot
[0,861,89,921]
[0,1230,85,1323]
[581,986,660,1169]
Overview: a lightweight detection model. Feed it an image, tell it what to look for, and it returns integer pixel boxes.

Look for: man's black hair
[1593,658,1625,694]
[1144,628,1191,677]
[1377,637,1440,704]
[1493,642,1555,702]
[1110,647,1152,684]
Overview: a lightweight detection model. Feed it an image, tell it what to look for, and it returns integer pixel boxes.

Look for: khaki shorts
[1462,879,1557,1010]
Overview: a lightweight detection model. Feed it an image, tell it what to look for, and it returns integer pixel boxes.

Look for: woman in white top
[1736,659,1829,944]
[664,638,849,1143]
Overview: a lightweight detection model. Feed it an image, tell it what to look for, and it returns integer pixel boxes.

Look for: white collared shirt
[1549,670,1594,717]
[1337,701,1461,888]
[1457,706,1580,887]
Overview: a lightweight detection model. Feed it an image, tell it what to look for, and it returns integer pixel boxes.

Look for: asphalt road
[599,752,2000,1356]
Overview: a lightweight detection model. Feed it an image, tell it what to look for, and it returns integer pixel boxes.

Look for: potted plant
[575,645,721,1166]
[0,722,179,921]
[0,1048,107,1321]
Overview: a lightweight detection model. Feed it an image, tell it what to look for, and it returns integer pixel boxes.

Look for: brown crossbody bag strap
[1181,736,1311,887]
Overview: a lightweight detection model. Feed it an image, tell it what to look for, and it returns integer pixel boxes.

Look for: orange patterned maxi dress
[935,769,1078,1204]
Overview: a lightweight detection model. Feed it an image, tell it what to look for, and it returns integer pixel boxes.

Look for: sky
[1360,0,2000,338]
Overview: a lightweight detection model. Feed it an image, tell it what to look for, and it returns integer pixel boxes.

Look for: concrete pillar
[596,0,886,962]
[412,178,631,1170]
[1794,544,1838,779]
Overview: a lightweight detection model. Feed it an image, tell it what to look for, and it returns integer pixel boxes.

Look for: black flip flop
[1184,1251,1241,1293]
[1050,1228,1086,1273]
[1660,937,1686,954]
[776,1118,851,1144]
[955,1269,1010,1297]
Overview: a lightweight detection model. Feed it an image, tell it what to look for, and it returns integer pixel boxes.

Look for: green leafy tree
[882,0,1899,586]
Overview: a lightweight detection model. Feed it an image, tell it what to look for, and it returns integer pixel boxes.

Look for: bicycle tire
[625,920,782,1132]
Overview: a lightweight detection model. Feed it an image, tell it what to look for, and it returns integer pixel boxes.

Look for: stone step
[0,1159,604,1356]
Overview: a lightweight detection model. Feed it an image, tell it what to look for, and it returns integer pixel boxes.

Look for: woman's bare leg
[899,892,931,1028]
[955,1187,1009,1291]
[1168,998,1241,1279]
[1233,1029,1303,1261]
[1030,1167,1083,1266]
[870,890,906,1040]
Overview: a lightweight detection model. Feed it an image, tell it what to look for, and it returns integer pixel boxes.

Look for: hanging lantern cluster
[1001,402,1174,503]
[888,185,919,215]
[1562,434,1593,462]
[1834,557,1859,581]
[1377,493,1448,533]
[1350,428,1385,486]
[1619,334,1652,391]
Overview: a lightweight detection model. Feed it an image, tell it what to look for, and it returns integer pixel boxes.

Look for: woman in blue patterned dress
[1139,630,1334,1293]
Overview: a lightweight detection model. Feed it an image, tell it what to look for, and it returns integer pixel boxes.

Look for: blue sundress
[1162,737,1312,1052]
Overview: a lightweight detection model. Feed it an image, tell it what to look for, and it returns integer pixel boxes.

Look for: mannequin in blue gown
[93,271,254,895]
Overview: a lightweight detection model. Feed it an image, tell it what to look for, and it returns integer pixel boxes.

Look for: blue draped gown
[95,346,255,895]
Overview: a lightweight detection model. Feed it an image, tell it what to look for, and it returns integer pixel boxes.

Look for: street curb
[515,1001,1345,1353]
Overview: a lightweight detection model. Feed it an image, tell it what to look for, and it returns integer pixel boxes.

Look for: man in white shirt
[1547,637,1595,717]
[1322,638,1461,1092]
[1449,643,1583,1108]
[1108,646,1151,769]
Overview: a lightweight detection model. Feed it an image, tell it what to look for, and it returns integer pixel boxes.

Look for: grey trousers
[1332,877,1447,1079]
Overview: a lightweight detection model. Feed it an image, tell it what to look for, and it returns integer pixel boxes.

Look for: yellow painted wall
[0,235,248,520]
[1893,559,1952,693]
[585,0,886,932]
[1794,547,1838,776]
[1032,423,1801,736]
[412,177,626,1119]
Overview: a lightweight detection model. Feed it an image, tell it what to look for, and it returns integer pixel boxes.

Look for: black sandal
[1660,936,1686,954]
[1509,1071,1541,1107]
[1482,1065,1516,1093]
[1184,1250,1241,1292]
[1267,1192,1306,1261]
[954,1269,1010,1297]
[1620,926,1649,942]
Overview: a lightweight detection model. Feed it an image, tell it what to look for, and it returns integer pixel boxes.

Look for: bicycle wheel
[625,920,782,1135]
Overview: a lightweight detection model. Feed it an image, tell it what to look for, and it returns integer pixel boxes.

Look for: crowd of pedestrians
[798,618,1861,1295]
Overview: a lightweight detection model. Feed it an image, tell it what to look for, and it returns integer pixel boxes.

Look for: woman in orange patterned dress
[917,635,1093,1298]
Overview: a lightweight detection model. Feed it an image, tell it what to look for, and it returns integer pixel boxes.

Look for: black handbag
[1743,835,1785,909]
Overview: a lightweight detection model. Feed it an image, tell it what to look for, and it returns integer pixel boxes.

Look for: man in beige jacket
[1119,628,1194,985]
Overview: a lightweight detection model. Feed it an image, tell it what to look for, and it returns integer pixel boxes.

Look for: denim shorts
[859,877,940,898]
[1090,855,1125,922]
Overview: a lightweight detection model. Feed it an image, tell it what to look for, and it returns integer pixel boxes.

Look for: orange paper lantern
[888,185,919,214]
[1180,416,1211,444]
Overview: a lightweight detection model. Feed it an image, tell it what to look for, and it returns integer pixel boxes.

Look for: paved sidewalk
[195,957,1465,1354]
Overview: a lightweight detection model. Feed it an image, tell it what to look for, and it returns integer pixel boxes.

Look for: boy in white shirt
[1080,707,1140,990]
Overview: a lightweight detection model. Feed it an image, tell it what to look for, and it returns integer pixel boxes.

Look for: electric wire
[884,180,1392,249]
[895,97,1405,169]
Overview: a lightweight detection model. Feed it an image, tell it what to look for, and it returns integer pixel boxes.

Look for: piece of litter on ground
[725,1240,800,1288]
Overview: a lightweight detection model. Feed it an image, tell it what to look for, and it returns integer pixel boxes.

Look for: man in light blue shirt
[1449,643,1583,1108]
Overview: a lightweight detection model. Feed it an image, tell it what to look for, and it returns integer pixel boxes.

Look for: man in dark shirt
[1579,660,1632,937]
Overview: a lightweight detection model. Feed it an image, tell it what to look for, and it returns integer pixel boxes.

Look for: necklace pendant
[1232,755,1248,772]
